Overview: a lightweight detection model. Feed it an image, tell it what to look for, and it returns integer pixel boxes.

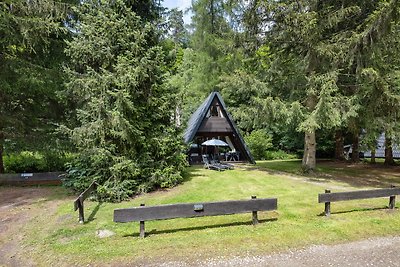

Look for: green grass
[21,163,400,265]
[257,159,400,188]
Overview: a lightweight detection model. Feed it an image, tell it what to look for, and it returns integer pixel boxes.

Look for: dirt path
[0,186,65,267]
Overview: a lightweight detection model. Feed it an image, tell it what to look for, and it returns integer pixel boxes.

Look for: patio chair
[210,157,234,170]
[207,154,233,170]
[202,155,225,171]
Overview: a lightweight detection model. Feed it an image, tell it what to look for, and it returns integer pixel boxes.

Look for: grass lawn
[257,159,400,187]
[15,161,400,265]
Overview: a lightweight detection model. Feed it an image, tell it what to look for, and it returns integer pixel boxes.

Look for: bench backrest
[318,187,400,203]
[114,198,277,223]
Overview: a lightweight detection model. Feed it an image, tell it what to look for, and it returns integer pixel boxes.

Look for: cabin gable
[183,91,255,164]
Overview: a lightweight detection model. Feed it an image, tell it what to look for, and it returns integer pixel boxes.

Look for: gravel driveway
[153,236,400,267]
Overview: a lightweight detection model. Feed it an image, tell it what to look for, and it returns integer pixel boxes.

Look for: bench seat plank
[114,198,277,222]
[318,188,400,203]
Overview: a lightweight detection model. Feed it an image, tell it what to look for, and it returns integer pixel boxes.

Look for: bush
[42,151,73,172]
[63,145,188,202]
[4,151,73,173]
[4,151,46,173]
[264,150,299,160]
[245,130,273,160]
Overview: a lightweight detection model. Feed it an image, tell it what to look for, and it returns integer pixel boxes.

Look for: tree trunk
[0,131,4,173]
[302,131,316,172]
[334,130,344,161]
[210,0,215,34]
[351,133,359,162]
[302,48,318,172]
[384,135,394,165]
[371,149,376,164]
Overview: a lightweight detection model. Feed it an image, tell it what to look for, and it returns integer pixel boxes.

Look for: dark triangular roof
[184,91,255,164]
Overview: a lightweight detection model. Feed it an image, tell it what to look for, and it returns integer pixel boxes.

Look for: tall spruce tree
[358,22,400,165]
[64,0,186,201]
[244,0,400,170]
[0,0,71,173]
[167,8,188,47]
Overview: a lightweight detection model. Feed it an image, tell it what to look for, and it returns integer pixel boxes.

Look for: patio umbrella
[201,139,229,147]
[202,139,229,160]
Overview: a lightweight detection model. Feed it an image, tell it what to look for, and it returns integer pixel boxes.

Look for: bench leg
[324,189,331,216]
[389,195,396,209]
[252,211,258,225]
[324,202,331,216]
[139,221,145,238]
[251,196,258,225]
[78,203,85,223]
[78,200,84,223]
[139,203,145,238]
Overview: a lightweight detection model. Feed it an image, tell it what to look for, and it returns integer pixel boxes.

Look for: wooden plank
[73,181,97,211]
[318,188,400,203]
[0,172,63,185]
[114,198,277,223]
[74,198,80,211]
[80,181,97,201]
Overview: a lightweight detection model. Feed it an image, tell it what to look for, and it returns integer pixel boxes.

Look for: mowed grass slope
[23,162,400,266]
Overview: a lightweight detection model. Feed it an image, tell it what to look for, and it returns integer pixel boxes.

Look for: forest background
[1,0,400,201]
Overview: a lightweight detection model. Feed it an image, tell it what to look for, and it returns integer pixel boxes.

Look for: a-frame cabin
[184,92,255,164]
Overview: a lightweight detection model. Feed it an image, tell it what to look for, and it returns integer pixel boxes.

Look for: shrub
[4,151,73,173]
[4,151,46,173]
[42,151,73,172]
[245,130,273,160]
[264,150,299,160]
[63,146,188,202]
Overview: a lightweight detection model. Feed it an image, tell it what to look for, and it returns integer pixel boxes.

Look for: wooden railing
[114,195,277,238]
[318,186,399,216]
[73,181,98,223]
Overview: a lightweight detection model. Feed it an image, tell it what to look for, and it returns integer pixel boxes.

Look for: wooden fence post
[324,189,331,216]
[139,203,145,238]
[78,196,85,223]
[251,196,258,225]
[389,185,396,209]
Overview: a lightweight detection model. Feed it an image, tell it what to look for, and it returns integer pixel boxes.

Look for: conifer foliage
[64,0,187,202]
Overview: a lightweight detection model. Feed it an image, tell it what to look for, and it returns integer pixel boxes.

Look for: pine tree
[245,0,400,170]
[64,0,187,201]
[0,0,71,173]
[167,8,188,47]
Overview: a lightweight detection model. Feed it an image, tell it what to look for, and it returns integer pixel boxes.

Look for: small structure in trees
[184,92,255,164]
[361,133,400,159]
[345,133,400,161]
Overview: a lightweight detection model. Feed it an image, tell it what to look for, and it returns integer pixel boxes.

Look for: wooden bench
[73,181,98,223]
[318,186,399,216]
[114,196,277,238]
[0,172,63,185]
